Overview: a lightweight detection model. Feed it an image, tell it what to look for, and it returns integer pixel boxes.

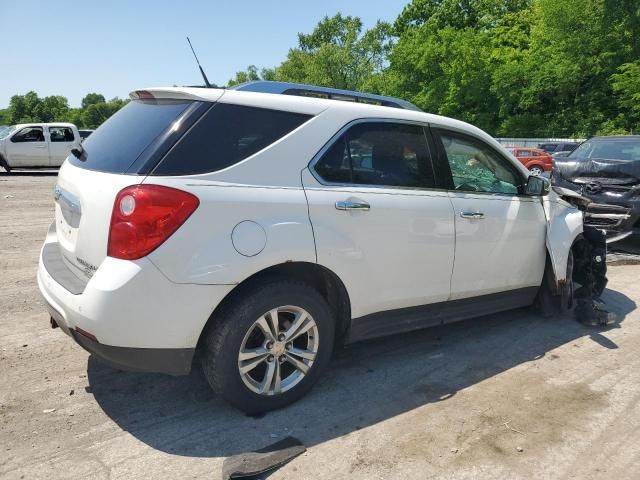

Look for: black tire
[201,279,335,414]
[0,155,10,173]
[534,250,574,317]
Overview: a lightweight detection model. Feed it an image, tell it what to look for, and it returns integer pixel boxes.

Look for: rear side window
[314,122,436,189]
[49,126,75,142]
[152,104,312,175]
[67,99,192,173]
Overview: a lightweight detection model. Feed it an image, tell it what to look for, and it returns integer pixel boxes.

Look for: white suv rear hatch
[53,97,202,281]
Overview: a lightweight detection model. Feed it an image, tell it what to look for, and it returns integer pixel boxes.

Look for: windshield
[0,125,16,140]
[569,139,640,161]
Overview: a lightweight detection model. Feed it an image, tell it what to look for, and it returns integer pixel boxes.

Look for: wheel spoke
[285,352,310,374]
[256,316,276,342]
[266,309,280,338]
[273,361,282,394]
[283,311,314,341]
[239,347,268,361]
[259,360,276,394]
[287,347,317,361]
[239,351,269,374]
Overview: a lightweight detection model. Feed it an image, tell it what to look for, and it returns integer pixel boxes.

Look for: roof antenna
[186,36,213,88]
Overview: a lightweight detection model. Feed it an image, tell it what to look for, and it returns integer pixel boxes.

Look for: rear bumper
[46,298,193,375]
[37,231,234,375]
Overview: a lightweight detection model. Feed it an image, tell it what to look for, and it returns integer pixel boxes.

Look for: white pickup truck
[0,123,81,171]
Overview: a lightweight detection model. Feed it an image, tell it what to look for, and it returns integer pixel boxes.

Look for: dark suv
[552,136,640,244]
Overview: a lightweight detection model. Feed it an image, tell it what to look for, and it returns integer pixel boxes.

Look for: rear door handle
[460,211,484,219]
[335,199,370,211]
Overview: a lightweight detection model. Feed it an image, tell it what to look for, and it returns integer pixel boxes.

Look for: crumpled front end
[552,157,640,244]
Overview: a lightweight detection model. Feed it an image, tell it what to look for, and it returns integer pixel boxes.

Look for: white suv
[37,81,584,413]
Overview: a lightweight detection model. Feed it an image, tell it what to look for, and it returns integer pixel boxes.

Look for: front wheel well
[197,262,351,352]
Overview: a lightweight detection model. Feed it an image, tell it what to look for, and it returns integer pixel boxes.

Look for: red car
[506,147,552,176]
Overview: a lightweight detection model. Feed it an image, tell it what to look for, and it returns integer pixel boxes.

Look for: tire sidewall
[203,281,335,413]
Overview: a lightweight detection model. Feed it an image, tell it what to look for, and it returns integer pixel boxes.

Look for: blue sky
[2,0,408,108]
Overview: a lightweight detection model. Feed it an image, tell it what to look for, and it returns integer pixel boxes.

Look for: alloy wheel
[238,306,319,396]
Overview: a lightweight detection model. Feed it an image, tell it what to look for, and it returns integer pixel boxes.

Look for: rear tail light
[108,185,199,260]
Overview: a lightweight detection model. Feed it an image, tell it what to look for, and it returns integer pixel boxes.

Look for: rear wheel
[201,280,335,414]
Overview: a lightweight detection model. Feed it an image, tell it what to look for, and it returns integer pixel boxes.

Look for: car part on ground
[221,436,306,480]
[552,136,640,245]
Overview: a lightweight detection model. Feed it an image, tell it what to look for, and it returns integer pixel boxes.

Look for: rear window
[67,99,192,173]
[151,103,312,176]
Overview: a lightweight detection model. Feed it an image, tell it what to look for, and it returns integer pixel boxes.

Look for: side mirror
[525,175,550,196]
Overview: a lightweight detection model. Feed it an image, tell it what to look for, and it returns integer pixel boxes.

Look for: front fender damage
[543,187,614,326]
[543,187,585,284]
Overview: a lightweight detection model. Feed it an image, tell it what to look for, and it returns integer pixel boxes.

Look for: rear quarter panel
[144,179,317,285]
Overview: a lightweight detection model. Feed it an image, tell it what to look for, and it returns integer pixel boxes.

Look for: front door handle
[335,199,370,211]
[460,211,484,219]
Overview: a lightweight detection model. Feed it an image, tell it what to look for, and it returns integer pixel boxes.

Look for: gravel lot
[1,172,640,479]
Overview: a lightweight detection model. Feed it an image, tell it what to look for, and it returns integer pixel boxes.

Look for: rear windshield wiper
[71,144,87,161]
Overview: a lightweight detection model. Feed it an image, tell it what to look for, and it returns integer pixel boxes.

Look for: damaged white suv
[38,81,586,413]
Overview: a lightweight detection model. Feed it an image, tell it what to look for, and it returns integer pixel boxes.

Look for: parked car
[552,135,640,244]
[79,129,94,141]
[38,81,586,413]
[506,147,552,175]
[0,123,81,171]
[539,142,580,154]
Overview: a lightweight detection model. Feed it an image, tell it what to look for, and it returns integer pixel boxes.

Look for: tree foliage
[229,14,393,92]
[1,92,128,129]
[229,0,639,136]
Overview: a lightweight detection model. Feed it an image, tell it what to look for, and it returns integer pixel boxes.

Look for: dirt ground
[1,172,640,480]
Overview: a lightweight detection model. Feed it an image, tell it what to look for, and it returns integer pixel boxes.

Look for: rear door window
[67,99,193,173]
[49,126,75,142]
[314,122,436,189]
[152,104,312,175]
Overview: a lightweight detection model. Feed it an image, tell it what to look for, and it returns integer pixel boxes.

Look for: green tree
[611,61,640,132]
[227,65,276,87]
[275,14,393,91]
[81,92,106,109]
[393,0,532,33]
[81,97,128,129]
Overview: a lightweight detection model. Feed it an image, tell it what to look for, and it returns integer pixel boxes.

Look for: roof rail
[230,81,422,112]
